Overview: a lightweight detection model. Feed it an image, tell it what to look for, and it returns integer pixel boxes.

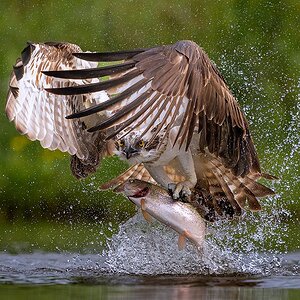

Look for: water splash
[103,210,283,275]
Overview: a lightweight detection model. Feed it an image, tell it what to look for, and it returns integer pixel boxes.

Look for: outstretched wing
[6,42,111,178]
[46,40,260,178]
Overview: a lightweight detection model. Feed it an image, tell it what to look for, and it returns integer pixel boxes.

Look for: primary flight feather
[6,40,275,221]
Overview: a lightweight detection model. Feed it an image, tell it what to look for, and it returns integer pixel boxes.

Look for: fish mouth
[124,180,151,198]
[130,186,150,198]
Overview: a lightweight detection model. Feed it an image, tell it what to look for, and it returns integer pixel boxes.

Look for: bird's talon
[168,182,192,202]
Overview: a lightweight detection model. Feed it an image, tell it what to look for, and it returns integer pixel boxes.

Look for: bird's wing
[6,42,111,178]
[46,40,260,178]
[100,163,185,191]
[99,163,156,191]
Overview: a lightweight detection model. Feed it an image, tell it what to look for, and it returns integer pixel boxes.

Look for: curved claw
[168,182,192,201]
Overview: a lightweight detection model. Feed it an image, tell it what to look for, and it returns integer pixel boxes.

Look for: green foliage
[0,0,299,236]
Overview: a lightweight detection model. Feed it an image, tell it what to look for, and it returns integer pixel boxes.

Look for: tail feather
[198,163,241,220]
[243,187,262,211]
[206,160,240,212]
[234,191,247,209]
[199,153,275,216]
[261,172,278,180]
[240,176,275,197]
[99,153,275,221]
[210,157,264,211]
[164,165,186,183]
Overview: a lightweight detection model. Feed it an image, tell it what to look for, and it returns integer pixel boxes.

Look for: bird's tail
[192,154,276,222]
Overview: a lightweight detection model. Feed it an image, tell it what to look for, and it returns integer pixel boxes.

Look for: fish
[123,179,206,250]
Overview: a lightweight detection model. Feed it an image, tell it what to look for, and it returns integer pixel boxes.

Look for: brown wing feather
[41,40,275,216]
[6,42,112,178]
[100,163,157,191]
[48,40,260,178]
[100,162,186,192]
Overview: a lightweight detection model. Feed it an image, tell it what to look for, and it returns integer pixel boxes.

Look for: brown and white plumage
[6,42,112,178]
[47,40,259,177]
[6,40,275,221]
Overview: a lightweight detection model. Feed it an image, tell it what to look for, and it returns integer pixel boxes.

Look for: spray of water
[102,210,282,275]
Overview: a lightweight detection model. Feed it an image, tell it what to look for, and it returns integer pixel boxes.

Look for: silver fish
[123,179,206,250]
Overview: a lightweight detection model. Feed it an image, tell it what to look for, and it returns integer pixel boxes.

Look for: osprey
[6,40,276,221]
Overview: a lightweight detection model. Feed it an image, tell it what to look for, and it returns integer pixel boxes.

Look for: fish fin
[140,199,152,223]
[141,209,153,223]
[140,198,146,210]
[178,231,187,250]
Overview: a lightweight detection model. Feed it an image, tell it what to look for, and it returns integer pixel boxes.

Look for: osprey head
[114,132,161,163]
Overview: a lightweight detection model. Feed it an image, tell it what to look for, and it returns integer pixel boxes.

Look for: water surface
[0,214,299,299]
[0,252,299,300]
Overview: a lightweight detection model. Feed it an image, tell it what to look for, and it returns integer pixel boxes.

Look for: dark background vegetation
[0,0,299,252]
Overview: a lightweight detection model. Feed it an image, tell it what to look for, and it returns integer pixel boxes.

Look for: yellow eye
[118,140,124,147]
[138,140,145,147]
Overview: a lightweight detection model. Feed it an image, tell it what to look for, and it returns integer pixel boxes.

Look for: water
[0,253,299,299]
[0,252,299,300]
[0,213,300,299]
[0,248,299,287]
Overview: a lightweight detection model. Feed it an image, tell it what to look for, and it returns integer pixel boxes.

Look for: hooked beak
[124,146,138,159]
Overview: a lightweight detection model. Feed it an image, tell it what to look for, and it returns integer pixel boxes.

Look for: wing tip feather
[21,42,36,66]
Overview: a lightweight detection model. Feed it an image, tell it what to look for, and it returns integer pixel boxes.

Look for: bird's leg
[145,150,197,201]
[168,149,197,201]
[144,165,171,190]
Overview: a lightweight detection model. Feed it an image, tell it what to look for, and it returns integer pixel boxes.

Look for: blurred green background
[0,0,299,252]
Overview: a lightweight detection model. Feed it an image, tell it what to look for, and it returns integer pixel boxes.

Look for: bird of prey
[6,40,275,221]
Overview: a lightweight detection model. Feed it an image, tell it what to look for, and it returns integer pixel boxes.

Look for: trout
[123,179,206,250]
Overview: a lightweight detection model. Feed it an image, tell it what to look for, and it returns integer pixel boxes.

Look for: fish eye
[138,140,145,148]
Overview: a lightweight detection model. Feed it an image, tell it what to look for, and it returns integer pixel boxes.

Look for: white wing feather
[6,42,109,161]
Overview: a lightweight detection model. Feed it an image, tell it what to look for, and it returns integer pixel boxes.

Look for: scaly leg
[168,149,197,200]
[145,149,197,201]
[144,164,171,189]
